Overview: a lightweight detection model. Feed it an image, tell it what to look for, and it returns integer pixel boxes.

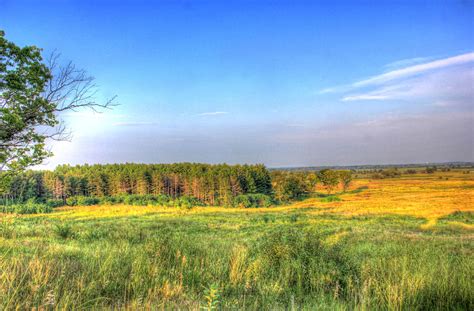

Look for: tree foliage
[271,171,316,201]
[318,169,340,194]
[0,30,53,173]
[2,163,273,206]
[338,170,353,192]
[0,30,115,185]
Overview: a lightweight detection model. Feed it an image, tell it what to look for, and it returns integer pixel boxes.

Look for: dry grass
[1,170,472,309]
[293,173,474,230]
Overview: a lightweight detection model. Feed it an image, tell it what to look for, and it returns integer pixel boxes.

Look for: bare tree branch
[42,51,117,142]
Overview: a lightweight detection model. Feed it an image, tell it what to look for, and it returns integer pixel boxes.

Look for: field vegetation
[0,167,473,309]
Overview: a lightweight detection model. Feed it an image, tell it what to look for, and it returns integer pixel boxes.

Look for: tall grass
[0,219,472,310]
[1,174,473,309]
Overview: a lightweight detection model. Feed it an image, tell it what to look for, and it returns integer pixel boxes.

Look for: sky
[1,0,473,167]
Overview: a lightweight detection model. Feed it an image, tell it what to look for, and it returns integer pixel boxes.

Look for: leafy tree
[318,169,340,194]
[0,31,115,188]
[339,170,352,192]
[277,176,306,201]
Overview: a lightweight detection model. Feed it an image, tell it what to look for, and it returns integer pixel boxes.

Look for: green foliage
[2,163,273,206]
[174,196,205,209]
[65,196,99,206]
[232,194,273,208]
[0,31,114,177]
[0,30,53,174]
[272,173,308,202]
[77,196,100,206]
[338,170,352,192]
[318,169,340,194]
[0,202,52,214]
[54,223,74,239]
[372,168,402,179]
[46,199,64,208]
[201,284,220,310]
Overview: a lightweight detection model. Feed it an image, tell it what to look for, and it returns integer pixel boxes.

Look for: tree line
[1,163,355,209]
[2,163,272,206]
[271,169,353,201]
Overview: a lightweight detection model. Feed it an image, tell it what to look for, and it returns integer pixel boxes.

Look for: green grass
[0,204,472,310]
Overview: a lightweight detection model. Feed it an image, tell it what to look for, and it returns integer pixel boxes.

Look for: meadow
[0,170,473,310]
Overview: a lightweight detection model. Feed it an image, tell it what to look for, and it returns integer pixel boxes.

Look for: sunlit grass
[1,171,473,309]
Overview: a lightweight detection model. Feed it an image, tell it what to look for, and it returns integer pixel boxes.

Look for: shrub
[371,172,384,179]
[174,196,204,209]
[66,197,78,206]
[99,196,121,205]
[122,194,175,206]
[232,194,273,208]
[233,195,252,208]
[0,203,52,214]
[46,199,65,208]
[54,223,74,239]
[371,169,401,179]
[75,196,100,206]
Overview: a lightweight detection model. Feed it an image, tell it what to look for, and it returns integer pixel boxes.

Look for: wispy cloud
[324,52,474,103]
[113,122,158,127]
[342,94,389,101]
[198,111,229,116]
[352,52,474,88]
[344,64,474,103]
[382,56,431,71]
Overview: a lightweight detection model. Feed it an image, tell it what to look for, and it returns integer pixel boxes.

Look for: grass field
[1,171,473,310]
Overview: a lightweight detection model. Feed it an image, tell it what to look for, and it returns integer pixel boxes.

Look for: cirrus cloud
[197,111,229,116]
[323,52,474,105]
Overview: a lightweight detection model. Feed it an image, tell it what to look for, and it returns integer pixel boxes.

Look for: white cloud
[328,52,474,103]
[342,94,389,101]
[383,57,431,71]
[113,122,157,127]
[353,52,474,87]
[198,111,229,116]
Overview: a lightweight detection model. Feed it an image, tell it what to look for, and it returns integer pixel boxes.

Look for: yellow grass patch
[22,173,473,230]
[303,177,473,225]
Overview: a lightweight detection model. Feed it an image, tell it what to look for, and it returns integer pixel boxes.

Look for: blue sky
[1,0,473,167]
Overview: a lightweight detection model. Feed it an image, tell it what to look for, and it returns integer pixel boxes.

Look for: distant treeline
[2,163,272,206]
[273,162,474,172]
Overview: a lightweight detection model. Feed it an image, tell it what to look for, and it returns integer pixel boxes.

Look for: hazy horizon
[1,0,473,168]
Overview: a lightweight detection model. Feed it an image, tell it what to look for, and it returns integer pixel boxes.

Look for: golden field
[1,170,473,310]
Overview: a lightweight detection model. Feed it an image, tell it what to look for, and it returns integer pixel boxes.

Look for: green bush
[122,194,175,206]
[233,195,252,208]
[54,223,74,239]
[174,196,205,209]
[47,199,65,208]
[232,194,273,208]
[0,203,53,214]
[66,197,78,206]
[75,196,100,206]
